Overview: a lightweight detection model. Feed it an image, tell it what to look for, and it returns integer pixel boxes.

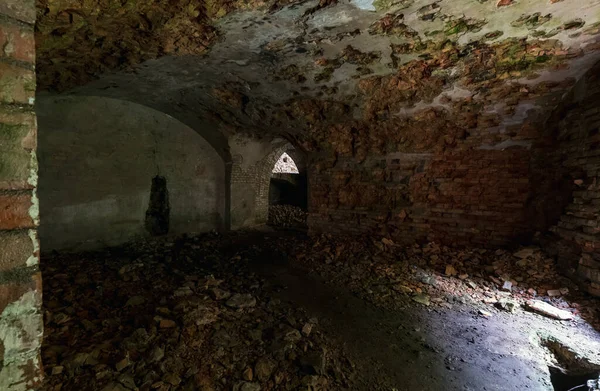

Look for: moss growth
[315,67,336,82]
[444,17,487,36]
[511,13,552,29]
[562,19,585,30]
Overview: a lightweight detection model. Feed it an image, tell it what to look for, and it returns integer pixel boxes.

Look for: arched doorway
[267,149,308,230]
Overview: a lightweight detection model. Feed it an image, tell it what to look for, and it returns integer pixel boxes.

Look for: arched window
[272,152,299,174]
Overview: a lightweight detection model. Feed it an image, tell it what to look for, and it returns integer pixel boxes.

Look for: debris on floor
[41,233,353,391]
[41,231,600,390]
[268,205,307,229]
[290,234,600,327]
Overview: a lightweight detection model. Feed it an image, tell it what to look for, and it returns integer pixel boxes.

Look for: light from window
[273,152,299,174]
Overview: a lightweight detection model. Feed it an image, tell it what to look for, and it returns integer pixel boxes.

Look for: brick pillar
[0,1,43,389]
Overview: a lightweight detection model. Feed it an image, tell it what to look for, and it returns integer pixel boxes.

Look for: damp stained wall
[36,96,226,251]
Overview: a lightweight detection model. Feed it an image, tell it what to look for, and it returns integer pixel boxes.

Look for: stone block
[0,231,35,272]
[0,192,34,230]
[0,0,36,24]
[0,63,35,105]
[0,23,34,63]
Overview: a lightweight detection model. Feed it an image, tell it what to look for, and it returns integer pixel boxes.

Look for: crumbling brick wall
[544,63,600,295]
[308,147,534,247]
[0,0,43,389]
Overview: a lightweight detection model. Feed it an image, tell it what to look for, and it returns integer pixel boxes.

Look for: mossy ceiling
[35,0,600,155]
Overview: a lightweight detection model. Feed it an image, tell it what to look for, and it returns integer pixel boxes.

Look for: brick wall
[229,136,293,229]
[308,147,537,246]
[0,0,43,389]
[543,63,600,296]
[305,93,578,248]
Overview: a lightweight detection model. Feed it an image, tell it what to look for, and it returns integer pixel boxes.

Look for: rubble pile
[268,206,307,229]
[291,235,600,325]
[42,233,353,391]
[41,230,600,391]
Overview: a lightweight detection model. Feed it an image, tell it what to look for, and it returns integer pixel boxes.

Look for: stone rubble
[41,231,600,391]
[41,233,354,391]
[268,205,308,229]
[289,234,600,326]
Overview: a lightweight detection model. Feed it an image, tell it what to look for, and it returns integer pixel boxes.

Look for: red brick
[0,192,34,230]
[0,273,39,315]
[0,107,36,190]
[0,23,35,63]
[0,62,35,105]
[0,231,35,271]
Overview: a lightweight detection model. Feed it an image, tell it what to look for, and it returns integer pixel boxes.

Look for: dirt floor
[41,230,600,391]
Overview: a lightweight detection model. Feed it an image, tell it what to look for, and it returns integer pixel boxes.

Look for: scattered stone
[226,294,257,309]
[513,248,536,259]
[125,295,145,307]
[268,205,308,228]
[211,288,231,300]
[255,357,277,382]
[149,346,164,363]
[51,366,64,375]
[159,319,177,328]
[478,309,492,317]
[243,367,253,381]
[302,323,313,336]
[547,289,562,297]
[284,328,302,343]
[412,294,430,306]
[527,300,574,320]
[501,281,513,291]
[445,265,457,276]
[117,373,136,389]
[234,382,261,391]
[496,298,518,313]
[163,373,181,386]
[115,357,130,372]
[101,382,129,391]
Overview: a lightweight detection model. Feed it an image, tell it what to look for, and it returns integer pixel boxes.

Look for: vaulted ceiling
[35,0,600,155]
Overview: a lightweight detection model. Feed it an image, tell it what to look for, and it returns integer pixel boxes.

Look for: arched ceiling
[36,0,600,154]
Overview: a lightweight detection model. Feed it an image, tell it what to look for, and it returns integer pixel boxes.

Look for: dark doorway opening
[145,175,170,236]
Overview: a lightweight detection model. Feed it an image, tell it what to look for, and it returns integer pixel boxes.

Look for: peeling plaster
[0,291,43,391]
[25,230,38,268]
[351,0,376,12]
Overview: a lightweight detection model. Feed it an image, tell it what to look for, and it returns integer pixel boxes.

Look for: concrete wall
[36,96,226,251]
[0,0,44,388]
